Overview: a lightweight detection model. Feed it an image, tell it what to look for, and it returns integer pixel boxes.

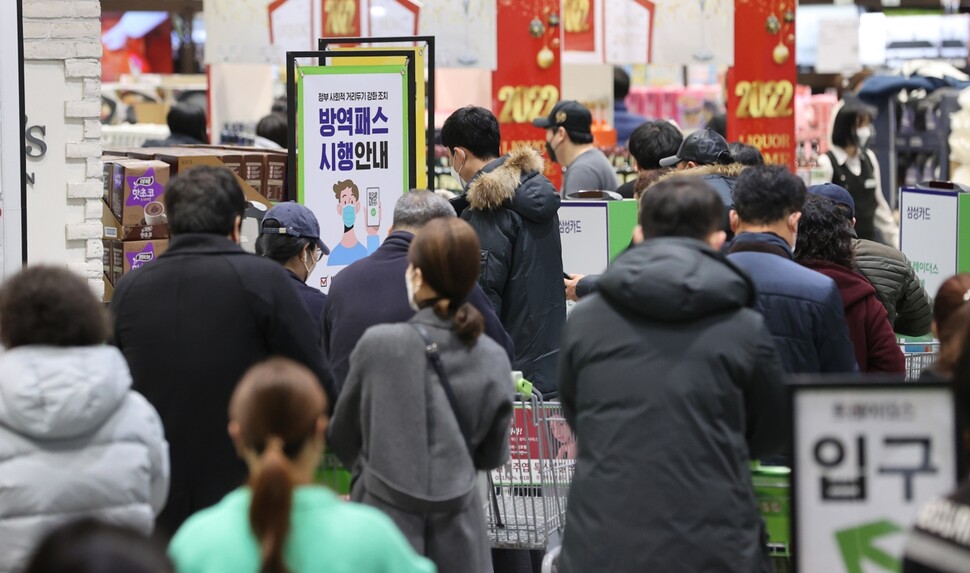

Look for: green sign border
[296,64,410,205]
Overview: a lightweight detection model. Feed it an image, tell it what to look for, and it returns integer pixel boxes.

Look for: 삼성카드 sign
[298,64,409,292]
[792,381,957,573]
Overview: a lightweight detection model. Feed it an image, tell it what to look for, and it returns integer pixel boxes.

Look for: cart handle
[515,377,534,396]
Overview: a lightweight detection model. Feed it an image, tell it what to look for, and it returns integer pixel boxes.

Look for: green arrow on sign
[835,519,903,573]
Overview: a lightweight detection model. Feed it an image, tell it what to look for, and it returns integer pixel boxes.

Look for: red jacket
[803,260,905,373]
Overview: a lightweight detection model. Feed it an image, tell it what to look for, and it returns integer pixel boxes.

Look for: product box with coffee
[103,200,169,241]
[107,159,170,227]
[104,238,169,286]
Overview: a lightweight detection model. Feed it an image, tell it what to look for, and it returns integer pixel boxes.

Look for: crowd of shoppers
[2,92,963,573]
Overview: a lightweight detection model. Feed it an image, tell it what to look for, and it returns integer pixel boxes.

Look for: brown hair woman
[168,357,434,573]
[329,217,515,573]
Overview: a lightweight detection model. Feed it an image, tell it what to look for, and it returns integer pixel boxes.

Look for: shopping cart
[899,341,940,380]
[752,463,792,573]
[487,382,576,568]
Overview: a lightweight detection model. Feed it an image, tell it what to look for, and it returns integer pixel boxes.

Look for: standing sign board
[0,0,25,276]
[792,381,957,572]
[319,37,434,191]
[558,200,638,276]
[297,63,409,292]
[899,186,970,297]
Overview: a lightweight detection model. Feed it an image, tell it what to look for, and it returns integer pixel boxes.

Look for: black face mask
[546,139,559,164]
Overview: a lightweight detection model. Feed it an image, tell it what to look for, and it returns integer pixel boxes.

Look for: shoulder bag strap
[412,322,506,527]
[411,323,474,454]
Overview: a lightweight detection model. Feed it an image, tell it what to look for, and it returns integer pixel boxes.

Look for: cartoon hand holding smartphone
[365,186,382,236]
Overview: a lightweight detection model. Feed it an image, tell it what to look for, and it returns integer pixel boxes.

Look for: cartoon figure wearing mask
[327,179,381,266]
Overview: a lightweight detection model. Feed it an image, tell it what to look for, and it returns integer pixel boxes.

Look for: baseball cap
[532,100,592,135]
[808,183,856,218]
[659,128,733,168]
[260,202,330,255]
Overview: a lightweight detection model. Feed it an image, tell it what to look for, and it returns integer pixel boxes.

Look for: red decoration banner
[726,0,796,169]
[492,0,563,189]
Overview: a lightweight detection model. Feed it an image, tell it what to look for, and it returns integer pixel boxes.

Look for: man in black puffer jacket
[443,106,565,396]
[559,176,786,573]
[809,183,933,336]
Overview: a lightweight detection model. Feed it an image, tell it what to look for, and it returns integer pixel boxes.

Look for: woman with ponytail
[168,358,434,573]
[330,217,514,573]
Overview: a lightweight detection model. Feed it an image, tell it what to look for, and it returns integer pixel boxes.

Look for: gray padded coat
[329,308,513,573]
[0,346,169,573]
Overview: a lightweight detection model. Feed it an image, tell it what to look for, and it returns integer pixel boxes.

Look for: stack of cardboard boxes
[101,158,171,291]
[101,146,281,299]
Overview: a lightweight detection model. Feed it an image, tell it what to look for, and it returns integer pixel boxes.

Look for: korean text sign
[898,188,960,298]
[793,383,957,572]
[298,64,409,292]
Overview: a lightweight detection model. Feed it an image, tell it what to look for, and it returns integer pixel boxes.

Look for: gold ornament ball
[773,42,790,65]
[537,46,555,69]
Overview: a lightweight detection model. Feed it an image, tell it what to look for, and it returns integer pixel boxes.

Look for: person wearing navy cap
[257,202,331,333]
[808,183,932,336]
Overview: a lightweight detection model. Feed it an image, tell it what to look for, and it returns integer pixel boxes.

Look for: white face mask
[855,126,872,148]
[302,248,316,282]
[405,266,421,312]
[450,149,467,190]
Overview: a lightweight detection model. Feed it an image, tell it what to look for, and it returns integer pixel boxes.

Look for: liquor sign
[792,381,958,572]
[492,0,563,189]
[726,0,796,168]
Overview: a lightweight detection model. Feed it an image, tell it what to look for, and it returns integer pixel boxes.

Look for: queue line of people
[0,100,959,573]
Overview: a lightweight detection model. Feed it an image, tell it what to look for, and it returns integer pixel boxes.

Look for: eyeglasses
[311,247,325,262]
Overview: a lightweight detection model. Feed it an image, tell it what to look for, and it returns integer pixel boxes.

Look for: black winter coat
[110,234,335,536]
[559,238,787,573]
[321,231,513,389]
[852,236,933,336]
[457,147,565,395]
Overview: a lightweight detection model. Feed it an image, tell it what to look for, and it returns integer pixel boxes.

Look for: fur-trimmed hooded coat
[654,163,747,238]
[456,147,565,396]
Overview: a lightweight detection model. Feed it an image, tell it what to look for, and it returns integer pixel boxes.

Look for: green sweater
[169,486,436,573]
